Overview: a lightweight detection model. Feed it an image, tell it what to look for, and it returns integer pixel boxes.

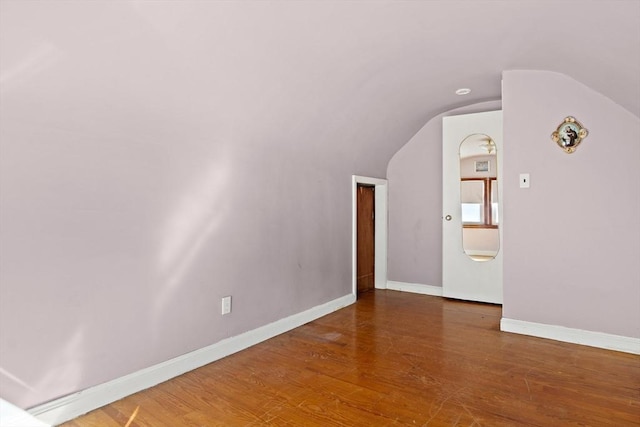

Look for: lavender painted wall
[502,70,640,338]
[0,2,389,409]
[386,101,501,285]
[388,71,639,339]
[2,0,638,411]
[0,106,357,410]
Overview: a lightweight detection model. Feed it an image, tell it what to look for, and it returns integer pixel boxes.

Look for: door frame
[352,175,388,296]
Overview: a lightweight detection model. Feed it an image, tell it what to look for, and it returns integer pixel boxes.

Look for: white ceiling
[1,1,638,172]
[459,134,496,159]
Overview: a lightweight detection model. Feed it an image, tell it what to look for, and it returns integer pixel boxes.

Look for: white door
[442,111,503,304]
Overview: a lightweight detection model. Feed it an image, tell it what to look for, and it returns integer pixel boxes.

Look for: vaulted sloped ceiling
[0,1,638,411]
[1,1,638,172]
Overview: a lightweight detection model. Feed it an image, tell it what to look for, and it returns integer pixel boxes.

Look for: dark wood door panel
[357,185,375,294]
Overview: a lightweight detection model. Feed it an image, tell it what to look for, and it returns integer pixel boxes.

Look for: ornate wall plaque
[552,116,588,154]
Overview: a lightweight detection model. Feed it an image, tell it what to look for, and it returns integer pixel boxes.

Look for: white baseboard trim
[386,281,443,297]
[1,399,51,427]
[500,318,640,355]
[29,293,357,426]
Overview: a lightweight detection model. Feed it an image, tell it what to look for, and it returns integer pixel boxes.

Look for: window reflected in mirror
[459,134,500,261]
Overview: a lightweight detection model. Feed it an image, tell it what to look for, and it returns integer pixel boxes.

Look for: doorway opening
[351,175,388,298]
[357,184,375,294]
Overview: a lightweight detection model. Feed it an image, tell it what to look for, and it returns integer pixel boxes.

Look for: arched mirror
[459,134,500,261]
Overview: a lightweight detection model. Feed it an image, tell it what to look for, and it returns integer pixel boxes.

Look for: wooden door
[357,185,375,294]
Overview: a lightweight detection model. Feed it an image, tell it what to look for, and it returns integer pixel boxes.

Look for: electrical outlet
[221,296,232,315]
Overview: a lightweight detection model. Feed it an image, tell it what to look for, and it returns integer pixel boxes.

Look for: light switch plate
[519,173,530,188]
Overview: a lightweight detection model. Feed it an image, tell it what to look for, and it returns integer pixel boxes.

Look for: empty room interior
[1,1,639,426]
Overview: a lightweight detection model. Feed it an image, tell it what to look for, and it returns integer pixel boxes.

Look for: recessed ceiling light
[455,88,471,96]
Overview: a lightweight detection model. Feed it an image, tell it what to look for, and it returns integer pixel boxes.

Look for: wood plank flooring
[61,290,640,426]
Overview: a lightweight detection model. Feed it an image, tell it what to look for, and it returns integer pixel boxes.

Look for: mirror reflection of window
[459,134,500,261]
[461,180,484,224]
[491,179,498,225]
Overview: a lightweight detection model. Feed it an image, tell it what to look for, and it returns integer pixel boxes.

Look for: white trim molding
[29,294,356,426]
[352,175,388,294]
[501,318,640,355]
[1,399,51,427]
[386,281,443,297]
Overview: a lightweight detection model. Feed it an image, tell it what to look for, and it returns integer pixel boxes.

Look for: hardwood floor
[61,290,640,426]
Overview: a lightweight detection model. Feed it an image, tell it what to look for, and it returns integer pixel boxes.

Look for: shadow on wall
[0,42,64,91]
[0,329,87,411]
[153,153,231,330]
[0,152,233,410]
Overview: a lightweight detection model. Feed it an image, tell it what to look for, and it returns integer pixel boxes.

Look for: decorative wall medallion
[551,116,588,154]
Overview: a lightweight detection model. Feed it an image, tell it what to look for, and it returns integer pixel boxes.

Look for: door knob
[445,215,452,221]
